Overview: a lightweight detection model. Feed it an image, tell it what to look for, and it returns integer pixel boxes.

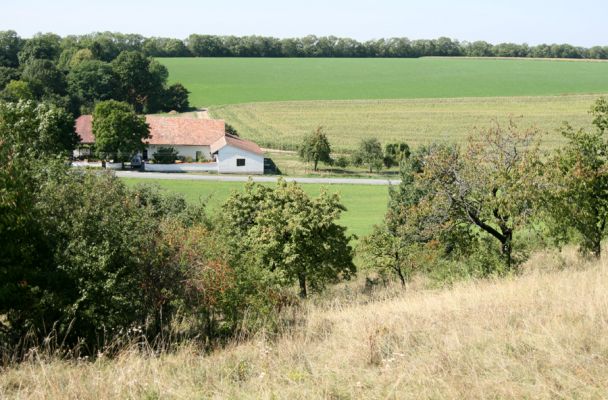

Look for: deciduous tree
[92,100,150,162]
[298,126,332,171]
[221,179,355,298]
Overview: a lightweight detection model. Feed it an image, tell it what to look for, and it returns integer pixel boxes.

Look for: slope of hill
[3,252,607,399]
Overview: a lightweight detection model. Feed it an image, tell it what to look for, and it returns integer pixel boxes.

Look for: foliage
[162,83,190,112]
[220,179,355,298]
[152,147,179,164]
[298,126,332,171]
[352,137,384,172]
[17,33,62,65]
[543,98,608,257]
[111,51,169,113]
[0,67,20,90]
[92,100,150,161]
[0,31,23,68]
[0,100,78,156]
[225,123,239,136]
[0,80,34,102]
[21,59,66,98]
[383,142,410,168]
[67,60,119,112]
[333,156,349,168]
[68,48,94,69]
[420,121,544,270]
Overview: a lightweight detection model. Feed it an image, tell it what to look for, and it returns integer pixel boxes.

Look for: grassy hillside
[210,94,603,151]
[160,57,608,107]
[121,178,389,238]
[4,252,607,399]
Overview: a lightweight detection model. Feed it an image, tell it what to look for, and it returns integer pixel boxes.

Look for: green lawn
[159,57,608,107]
[121,178,389,238]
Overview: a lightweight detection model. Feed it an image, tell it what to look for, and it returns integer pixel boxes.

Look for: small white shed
[211,134,265,174]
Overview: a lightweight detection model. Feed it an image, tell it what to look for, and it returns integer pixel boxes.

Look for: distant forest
[2,31,608,60]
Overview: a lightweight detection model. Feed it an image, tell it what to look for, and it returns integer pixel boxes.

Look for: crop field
[210,94,603,151]
[121,178,389,238]
[160,57,608,107]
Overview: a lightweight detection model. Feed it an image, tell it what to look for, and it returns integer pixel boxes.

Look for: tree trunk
[313,159,318,171]
[591,238,602,259]
[395,267,406,287]
[298,273,307,298]
[501,231,513,271]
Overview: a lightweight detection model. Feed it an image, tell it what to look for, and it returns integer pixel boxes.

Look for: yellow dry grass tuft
[2,250,608,399]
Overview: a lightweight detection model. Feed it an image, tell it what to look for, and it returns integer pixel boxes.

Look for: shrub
[153,147,179,164]
[334,156,350,168]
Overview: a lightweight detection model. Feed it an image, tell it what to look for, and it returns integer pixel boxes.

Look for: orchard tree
[0,100,78,156]
[298,126,332,171]
[544,98,608,257]
[221,179,355,298]
[383,142,411,168]
[92,100,150,162]
[422,121,543,271]
[353,137,384,173]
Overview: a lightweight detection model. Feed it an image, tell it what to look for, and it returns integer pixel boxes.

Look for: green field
[209,94,604,151]
[121,178,389,238]
[160,57,608,107]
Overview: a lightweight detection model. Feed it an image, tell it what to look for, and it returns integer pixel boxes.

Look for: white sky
[2,0,607,46]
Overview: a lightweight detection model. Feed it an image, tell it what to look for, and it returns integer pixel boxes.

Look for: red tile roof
[75,115,226,146]
[210,134,264,155]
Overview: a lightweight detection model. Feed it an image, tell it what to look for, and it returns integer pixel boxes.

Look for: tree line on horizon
[2,31,608,60]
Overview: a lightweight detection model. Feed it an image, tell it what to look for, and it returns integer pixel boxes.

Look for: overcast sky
[2,0,606,46]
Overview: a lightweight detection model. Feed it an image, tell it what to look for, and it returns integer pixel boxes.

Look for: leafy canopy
[92,100,150,161]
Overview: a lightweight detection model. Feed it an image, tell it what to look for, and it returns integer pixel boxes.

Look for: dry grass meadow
[210,94,604,151]
[2,248,608,399]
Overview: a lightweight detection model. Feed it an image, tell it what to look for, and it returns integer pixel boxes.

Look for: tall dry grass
[2,249,608,399]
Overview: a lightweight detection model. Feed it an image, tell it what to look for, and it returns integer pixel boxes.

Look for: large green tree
[111,51,167,113]
[298,126,332,171]
[92,100,150,162]
[67,60,119,112]
[221,179,355,298]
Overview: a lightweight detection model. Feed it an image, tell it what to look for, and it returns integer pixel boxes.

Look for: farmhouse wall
[216,145,264,174]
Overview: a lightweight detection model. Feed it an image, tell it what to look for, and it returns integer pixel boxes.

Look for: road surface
[115,171,401,186]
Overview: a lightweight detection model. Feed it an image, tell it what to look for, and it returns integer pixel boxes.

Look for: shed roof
[210,134,264,155]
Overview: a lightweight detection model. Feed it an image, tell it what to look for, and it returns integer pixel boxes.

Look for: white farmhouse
[75,115,265,174]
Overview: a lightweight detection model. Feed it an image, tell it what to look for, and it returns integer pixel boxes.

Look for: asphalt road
[115,171,401,186]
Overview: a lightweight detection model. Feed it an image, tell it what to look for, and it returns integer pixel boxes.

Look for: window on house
[236,158,246,167]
